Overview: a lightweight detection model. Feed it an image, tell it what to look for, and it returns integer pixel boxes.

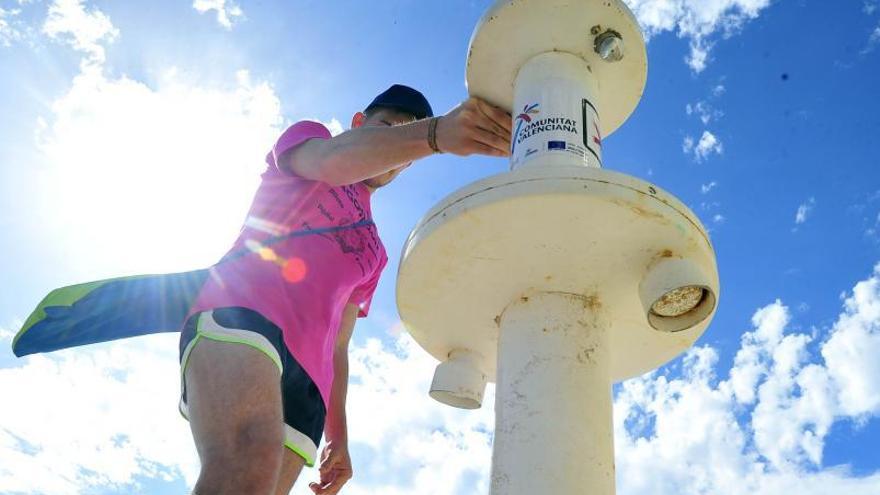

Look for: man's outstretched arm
[280,97,512,186]
[310,303,359,495]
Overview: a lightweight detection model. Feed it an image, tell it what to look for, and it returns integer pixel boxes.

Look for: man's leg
[185,337,285,495]
[274,448,307,495]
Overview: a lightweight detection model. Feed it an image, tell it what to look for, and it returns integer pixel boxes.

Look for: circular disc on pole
[396,165,719,383]
[466,0,648,138]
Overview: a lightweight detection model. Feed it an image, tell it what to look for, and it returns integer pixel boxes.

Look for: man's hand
[435,97,512,157]
[309,440,353,495]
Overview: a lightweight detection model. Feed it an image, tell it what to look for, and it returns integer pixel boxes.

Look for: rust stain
[577,344,598,364]
[609,197,669,224]
[648,248,677,267]
[583,294,602,311]
[630,204,665,220]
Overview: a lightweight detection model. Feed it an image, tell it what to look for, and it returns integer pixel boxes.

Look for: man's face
[353,108,417,190]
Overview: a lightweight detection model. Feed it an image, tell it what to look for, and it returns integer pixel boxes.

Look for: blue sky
[1,0,879,493]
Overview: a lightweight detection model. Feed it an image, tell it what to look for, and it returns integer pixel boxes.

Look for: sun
[35,68,280,277]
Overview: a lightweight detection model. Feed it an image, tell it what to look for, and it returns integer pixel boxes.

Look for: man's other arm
[310,303,359,495]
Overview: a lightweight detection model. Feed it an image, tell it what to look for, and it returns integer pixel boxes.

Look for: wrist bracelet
[427,117,442,154]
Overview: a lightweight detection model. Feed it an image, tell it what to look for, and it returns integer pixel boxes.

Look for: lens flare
[282,257,307,283]
[244,238,307,283]
[258,247,277,262]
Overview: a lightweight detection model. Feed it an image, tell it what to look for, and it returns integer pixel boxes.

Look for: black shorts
[178,307,326,466]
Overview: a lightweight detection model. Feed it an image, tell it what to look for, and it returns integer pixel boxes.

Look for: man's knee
[196,436,284,495]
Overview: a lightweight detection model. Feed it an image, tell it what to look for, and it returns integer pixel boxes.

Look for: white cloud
[822,268,880,417]
[7,2,880,491]
[865,1,878,15]
[795,197,816,225]
[684,130,723,162]
[686,100,724,125]
[701,181,718,194]
[713,213,725,224]
[865,25,880,54]
[5,264,880,494]
[701,200,721,211]
[866,212,880,239]
[682,135,695,154]
[0,335,200,494]
[193,0,243,30]
[291,336,495,495]
[686,85,726,162]
[34,64,284,277]
[347,265,880,495]
[614,265,880,494]
[311,117,344,137]
[686,40,712,72]
[332,264,880,494]
[42,0,119,66]
[0,6,23,47]
[625,0,774,72]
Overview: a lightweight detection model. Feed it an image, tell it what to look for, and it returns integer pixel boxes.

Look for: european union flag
[548,140,566,150]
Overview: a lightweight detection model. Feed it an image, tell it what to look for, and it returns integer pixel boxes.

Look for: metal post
[491,292,614,494]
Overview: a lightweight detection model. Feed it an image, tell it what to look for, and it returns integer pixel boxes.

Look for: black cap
[365,84,434,120]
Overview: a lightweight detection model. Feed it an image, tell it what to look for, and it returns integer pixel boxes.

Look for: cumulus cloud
[866,212,880,240]
[36,65,285,276]
[865,25,880,54]
[308,336,495,495]
[687,100,724,125]
[5,1,879,493]
[337,265,880,494]
[312,117,345,137]
[42,0,118,66]
[686,82,726,166]
[625,0,773,72]
[701,181,718,194]
[684,130,723,162]
[795,197,816,225]
[860,1,879,54]
[0,334,200,494]
[0,5,23,47]
[822,270,880,417]
[192,0,243,30]
[5,265,880,494]
[614,266,880,494]
[34,0,285,277]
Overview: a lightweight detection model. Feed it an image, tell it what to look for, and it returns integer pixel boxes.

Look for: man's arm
[310,303,360,495]
[280,97,512,186]
[326,302,358,445]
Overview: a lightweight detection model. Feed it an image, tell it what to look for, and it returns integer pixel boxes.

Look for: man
[178,84,512,495]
